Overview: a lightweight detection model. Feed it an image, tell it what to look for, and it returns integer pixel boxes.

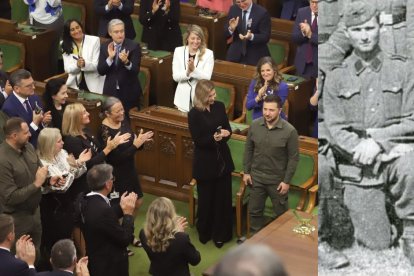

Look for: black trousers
[196,173,233,243]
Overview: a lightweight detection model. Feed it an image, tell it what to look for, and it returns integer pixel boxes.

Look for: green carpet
[128,193,242,276]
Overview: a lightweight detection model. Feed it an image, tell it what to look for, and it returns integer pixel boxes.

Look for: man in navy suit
[37,239,89,276]
[0,214,37,276]
[224,0,271,66]
[98,19,142,116]
[1,69,52,147]
[94,0,136,39]
[292,0,318,79]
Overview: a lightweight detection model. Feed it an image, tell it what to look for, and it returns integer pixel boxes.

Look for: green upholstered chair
[138,66,151,110]
[0,39,25,73]
[0,111,9,144]
[179,23,209,45]
[131,14,143,44]
[62,1,86,27]
[267,38,289,70]
[11,0,28,23]
[246,142,318,237]
[189,134,249,239]
[213,81,235,120]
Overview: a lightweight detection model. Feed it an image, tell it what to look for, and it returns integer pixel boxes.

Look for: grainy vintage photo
[319,0,414,274]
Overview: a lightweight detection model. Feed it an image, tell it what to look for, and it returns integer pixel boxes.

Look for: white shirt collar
[13,91,28,104]
[0,246,10,252]
[87,191,111,206]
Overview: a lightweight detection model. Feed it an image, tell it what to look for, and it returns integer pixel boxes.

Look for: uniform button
[368,88,373,92]
[371,108,375,112]
[169,27,171,30]
[149,27,152,29]
[393,87,398,91]
[345,92,351,97]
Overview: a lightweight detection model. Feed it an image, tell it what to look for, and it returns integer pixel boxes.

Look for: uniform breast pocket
[338,87,361,118]
[382,84,403,119]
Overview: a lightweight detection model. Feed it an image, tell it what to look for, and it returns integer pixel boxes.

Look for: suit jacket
[0,0,11,19]
[139,0,182,52]
[292,6,318,78]
[36,270,73,276]
[97,38,141,111]
[2,93,44,147]
[172,46,214,112]
[0,248,36,276]
[0,93,5,109]
[139,230,201,276]
[80,194,134,276]
[63,35,105,94]
[94,0,136,39]
[188,101,235,181]
[0,70,9,108]
[224,3,271,66]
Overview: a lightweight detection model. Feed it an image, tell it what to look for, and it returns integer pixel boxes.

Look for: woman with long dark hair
[61,19,105,93]
[43,78,68,130]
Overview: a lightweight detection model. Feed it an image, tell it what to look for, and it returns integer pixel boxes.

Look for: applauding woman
[139,0,182,51]
[246,56,289,120]
[42,78,68,130]
[188,80,234,248]
[140,197,201,276]
[61,19,105,93]
[173,25,214,112]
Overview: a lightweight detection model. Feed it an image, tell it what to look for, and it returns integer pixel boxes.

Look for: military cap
[343,1,377,27]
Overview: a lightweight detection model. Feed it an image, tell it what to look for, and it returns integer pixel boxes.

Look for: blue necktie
[115,44,121,66]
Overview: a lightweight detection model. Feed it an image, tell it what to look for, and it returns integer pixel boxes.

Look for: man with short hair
[213,244,288,276]
[324,1,414,264]
[224,0,271,66]
[0,117,62,255]
[1,69,51,147]
[97,19,142,116]
[243,95,299,233]
[36,239,89,276]
[0,214,37,276]
[78,164,137,276]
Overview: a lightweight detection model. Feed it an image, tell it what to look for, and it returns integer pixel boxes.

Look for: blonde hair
[143,197,178,252]
[37,128,62,162]
[184,25,206,61]
[62,103,86,136]
[193,79,215,111]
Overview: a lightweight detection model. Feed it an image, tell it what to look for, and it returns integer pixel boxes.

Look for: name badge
[109,191,120,199]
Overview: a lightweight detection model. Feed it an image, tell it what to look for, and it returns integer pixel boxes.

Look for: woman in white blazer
[173,24,214,112]
[61,19,105,94]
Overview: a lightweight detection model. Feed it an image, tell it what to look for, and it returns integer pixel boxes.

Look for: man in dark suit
[0,214,37,276]
[292,0,318,79]
[95,0,136,39]
[37,239,89,276]
[78,164,137,276]
[224,0,271,66]
[1,69,52,147]
[97,19,142,116]
[0,0,11,20]
[0,49,12,109]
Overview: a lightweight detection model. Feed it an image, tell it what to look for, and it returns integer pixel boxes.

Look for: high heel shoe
[214,241,224,248]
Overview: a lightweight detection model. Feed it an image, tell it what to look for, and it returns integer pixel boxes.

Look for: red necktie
[306,14,317,64]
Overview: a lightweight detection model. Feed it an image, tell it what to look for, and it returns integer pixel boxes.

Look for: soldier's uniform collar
[352,48,383,75]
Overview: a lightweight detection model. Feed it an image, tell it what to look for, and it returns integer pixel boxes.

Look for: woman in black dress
[139,0,182,51]
[100,97,153,207]
[43,78,68,130]
[187,79,234,248]
[139,197,201,276]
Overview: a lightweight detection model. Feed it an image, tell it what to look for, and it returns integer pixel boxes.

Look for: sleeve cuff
[30,122,39,131]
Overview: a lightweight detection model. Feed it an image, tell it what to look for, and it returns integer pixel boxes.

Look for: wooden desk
[141,52,175,107]
[203,210,318,276]
[34,81,106,136]
[130,106,192,201]
[0,19,57,80]
[213,60,312,135]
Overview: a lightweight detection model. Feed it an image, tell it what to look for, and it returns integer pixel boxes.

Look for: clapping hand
[239,30,252,41]
[229,16,239,32]
[152,0,162,13]
[133,129,154,149]
[76,257,90,276]
[299,19,311,38]
[119,49,130,64]
[16,235,35,266]
[108,42,116,59]
[42,110,52,125]
[108,132,131,150]
[78,148,92,163]
[120,192,138,215]
[77,56,85,68]
[176,216,188,232]
[187,57,195,75]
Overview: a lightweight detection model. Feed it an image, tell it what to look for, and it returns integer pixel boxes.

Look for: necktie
[115,44,121,66]
[241,10,248,56]
[306,13,317,64]
[23,99,32,113]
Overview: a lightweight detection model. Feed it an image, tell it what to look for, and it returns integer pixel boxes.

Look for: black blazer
[37,270,73,276]
[0,70,8,108]
[139,0,182,52]
[139,229,201,276]
[0,248,36,276]
[80,194,134,276]
[188,101,235,181]
[224,3,271,66]
[94,0,136,39]
[97,38,142,111]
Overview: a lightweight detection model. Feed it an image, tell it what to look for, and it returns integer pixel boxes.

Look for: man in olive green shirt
[0,117,61,255]
[243,95,299,233]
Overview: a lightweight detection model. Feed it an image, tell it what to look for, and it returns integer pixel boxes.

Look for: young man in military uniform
[324,1,414,264]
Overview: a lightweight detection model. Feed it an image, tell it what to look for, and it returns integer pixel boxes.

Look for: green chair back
[138,71,147,91]
[62,1,85,27]
[267,39,289,69]
[215,86,231,112]
[11,0,27,23]
[290,152,315,188]
[131,15,143,44]
[0,40,24,72]
[227,136,245,173]
[246,109,253,125]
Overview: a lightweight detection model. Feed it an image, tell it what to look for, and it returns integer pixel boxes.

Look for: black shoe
[318,241,349,269]
[214,241,224,248]
[127,248,134,257]
[199,236,210,244]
